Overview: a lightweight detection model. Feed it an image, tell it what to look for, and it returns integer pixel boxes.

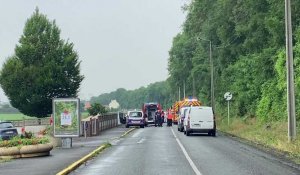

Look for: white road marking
[131,128,143,138]
[137,138,146,144]
[171,128,203,175]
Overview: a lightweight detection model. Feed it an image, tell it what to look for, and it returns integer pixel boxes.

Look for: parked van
[183,106,216,136]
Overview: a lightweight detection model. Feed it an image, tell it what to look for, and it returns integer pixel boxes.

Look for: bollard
[61,138,72,148]
[84,121,88,139]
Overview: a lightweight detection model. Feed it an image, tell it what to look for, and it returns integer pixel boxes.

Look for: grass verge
[0,157,12,163]
[217,117,300,164]
[0,114,35,120]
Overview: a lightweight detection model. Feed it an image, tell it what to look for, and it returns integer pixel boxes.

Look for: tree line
[94,0,300,123]
[90,81,175,110]
[3,2,300,123]
[168,0,300,122]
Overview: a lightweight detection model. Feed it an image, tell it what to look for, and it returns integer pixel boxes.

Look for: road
[71,125,300,175]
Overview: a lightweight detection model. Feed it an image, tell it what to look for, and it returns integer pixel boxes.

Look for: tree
[87,103,107,116]
[0,8,84,118]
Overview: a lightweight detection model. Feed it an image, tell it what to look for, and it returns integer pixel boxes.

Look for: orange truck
[172,98,201,124]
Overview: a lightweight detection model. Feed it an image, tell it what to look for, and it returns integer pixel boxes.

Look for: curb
[56,127,136,175]
[56,143,110,175]
[120,128,135,138]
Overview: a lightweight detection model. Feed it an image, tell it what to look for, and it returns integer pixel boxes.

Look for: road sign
[224,92,232,126]
[224,92,232,101]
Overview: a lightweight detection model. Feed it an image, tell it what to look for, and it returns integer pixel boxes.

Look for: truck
[172,97,202,124]
[142,102,162,126]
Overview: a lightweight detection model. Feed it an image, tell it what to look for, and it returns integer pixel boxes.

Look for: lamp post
[285,0,296,142]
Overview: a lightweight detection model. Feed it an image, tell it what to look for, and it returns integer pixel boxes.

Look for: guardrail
[11,118,50,127]
[10,113,119,137]
[80,113,119,137]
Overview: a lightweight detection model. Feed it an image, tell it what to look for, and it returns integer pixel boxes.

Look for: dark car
[0,121,18,140]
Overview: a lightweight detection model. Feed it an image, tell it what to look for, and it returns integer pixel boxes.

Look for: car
[126,111,145,128]
[183,106,216,136]
[0,121,18,140]
[177,107,189,132]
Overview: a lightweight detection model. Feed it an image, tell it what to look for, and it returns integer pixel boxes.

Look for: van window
[183,108,188,118]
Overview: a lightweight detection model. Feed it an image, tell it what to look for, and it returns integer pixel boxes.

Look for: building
[109,100,120,109]
[84,101,91,110]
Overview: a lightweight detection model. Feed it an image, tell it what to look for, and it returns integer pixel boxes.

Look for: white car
[183,106,216,136]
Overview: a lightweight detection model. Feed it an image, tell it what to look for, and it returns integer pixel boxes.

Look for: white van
[183,106,216,136]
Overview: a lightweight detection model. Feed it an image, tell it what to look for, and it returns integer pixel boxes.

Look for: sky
[0,0,188,102]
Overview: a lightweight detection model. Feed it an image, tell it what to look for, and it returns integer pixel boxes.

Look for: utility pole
[192,75,195,98]
[197,37,214,109]
[210,41,214,111]
[183,81,186,99]
[285,0,296,142]
[178,86,181,101]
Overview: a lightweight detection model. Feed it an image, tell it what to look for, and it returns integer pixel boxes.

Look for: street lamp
[285,0,296,142]
[197,37,214,110]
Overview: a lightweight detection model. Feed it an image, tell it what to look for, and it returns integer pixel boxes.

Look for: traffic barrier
[11,118,51,127]
[80,113,118,137]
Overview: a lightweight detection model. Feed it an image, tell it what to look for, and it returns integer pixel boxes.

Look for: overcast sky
[0,0,188,102]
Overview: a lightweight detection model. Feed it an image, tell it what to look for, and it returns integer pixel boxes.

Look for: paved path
[0,125,131,175]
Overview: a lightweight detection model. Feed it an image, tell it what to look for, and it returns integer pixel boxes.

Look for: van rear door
[190,107,214,129]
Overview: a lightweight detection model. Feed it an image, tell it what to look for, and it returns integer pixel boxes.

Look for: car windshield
[0,122,14,129]
[129,112,142,117]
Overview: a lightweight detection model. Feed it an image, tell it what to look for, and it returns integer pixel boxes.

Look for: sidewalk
[0,125,132,175]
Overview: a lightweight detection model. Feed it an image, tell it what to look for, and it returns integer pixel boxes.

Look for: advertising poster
[53,98,80,137]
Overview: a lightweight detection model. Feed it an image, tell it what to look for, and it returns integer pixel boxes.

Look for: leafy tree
[87,103,107,116]
[167,0,300,123]
[0,8,84,118]
[90,81,173,110]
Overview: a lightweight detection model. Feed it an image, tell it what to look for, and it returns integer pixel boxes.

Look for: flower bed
[0,136,53,159]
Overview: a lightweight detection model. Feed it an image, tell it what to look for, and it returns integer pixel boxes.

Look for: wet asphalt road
[71,125,300,175]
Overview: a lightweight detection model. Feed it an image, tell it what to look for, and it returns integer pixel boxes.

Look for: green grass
[0,114,36,121]
[81,112,90,119]
[218,117,300,164]
[0,157,12,163]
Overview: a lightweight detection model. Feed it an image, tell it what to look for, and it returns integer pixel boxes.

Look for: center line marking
[171,128,202,175]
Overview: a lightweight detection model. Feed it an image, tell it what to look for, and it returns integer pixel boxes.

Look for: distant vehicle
[126,111,145,128]
[142,103,162,126]
[0,121,18,140]
[183,106,216,136]
[173,97,201,124]
[177,107,189,132]
[119,112,126,124]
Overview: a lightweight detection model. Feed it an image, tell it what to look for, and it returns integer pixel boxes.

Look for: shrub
[0,136,50,148]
